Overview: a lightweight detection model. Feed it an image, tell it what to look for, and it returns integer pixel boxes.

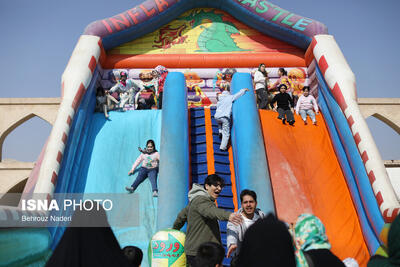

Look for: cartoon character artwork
[153,24,188,49]
[212,71,224,92]
[213,68,237,92]
[288,68,307,96]
[179,9,247,53]
[184,70,212,107]
[136,70,158,110]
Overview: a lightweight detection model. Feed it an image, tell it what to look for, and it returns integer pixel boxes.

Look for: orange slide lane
[259,110,369,266]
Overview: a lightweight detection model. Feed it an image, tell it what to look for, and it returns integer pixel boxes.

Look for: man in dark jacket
[172,174,242,266]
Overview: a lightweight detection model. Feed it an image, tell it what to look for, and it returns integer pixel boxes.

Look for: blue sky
[0,0,399,161]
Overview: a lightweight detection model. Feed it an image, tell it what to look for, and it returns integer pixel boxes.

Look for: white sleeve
[253,71,264,84]
[109,83,120,93]
[128,79,140,91]
[226,221,239,248]
[232,89,247,101]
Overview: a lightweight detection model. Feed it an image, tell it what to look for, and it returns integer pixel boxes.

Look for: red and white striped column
[33,35,103,201]
[312,35,399,222]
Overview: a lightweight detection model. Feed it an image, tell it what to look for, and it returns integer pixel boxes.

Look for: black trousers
[277,107,294,122]
[256,88,271,109]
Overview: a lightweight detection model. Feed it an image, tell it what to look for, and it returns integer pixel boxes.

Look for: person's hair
[122,246,143,267]
[120,71,128,78]
[303,86,310,92]
[278,67,288,76]
[237,213,296,266]
[258,63,268,77]
[146,139,156,149]
[195,242,225,267]
[240,189,257,203]
[204,174,225,189]
[278,84,288,90]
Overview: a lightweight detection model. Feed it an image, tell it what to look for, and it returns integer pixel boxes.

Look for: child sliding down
[126,140,160,197]
[271,84,295,125]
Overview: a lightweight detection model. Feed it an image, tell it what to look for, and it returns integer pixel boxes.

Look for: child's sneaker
[282,118,286,124]
[313,121,317,125]
[289,120,295,126]
[303,120,307,125]
[152,191,158,197]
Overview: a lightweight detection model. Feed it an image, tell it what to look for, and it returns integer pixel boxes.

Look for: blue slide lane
[210,107,236,267]
[316,66,383,253]
[47,67,163,267]
[230,73,275,215]
[188,106,236,267]
[83,110,161,267]
[189,107,208,186]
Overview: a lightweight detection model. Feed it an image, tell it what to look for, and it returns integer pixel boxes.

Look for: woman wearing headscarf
[367,214,400,267]
[294,214,345,267]
[253,63,270,109]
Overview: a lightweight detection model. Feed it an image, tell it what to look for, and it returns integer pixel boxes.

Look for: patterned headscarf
[295,213,331,251]
[294,214,331,267]
[154,65,168,75]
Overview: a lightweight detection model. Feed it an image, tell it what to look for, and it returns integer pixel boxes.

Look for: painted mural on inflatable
[108,8,302,55]
[84,0,327,49]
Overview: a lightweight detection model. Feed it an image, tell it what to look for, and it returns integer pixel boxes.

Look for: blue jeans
[131,167,158,192]
[299,109,316,122]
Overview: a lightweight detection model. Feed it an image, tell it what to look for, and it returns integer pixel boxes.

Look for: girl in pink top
[269,68,293,95]
[295,87,319,125]
[126,140,160,197]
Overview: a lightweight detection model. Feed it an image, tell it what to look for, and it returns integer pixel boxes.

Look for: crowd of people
[95,65,168,118]
[95,64,318,127]
[253,64,319,126]
[172,173,400,267]
[45,172,400,267]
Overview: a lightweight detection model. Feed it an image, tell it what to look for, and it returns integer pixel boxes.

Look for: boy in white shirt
[227,190,266,259]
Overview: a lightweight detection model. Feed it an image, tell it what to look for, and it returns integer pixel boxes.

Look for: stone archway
[0,98,60,193]
[0,98,60,161]
[0,177,28,206]
[358,98,400,135]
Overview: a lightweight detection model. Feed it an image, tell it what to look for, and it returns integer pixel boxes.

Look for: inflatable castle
[1,1,399,266]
